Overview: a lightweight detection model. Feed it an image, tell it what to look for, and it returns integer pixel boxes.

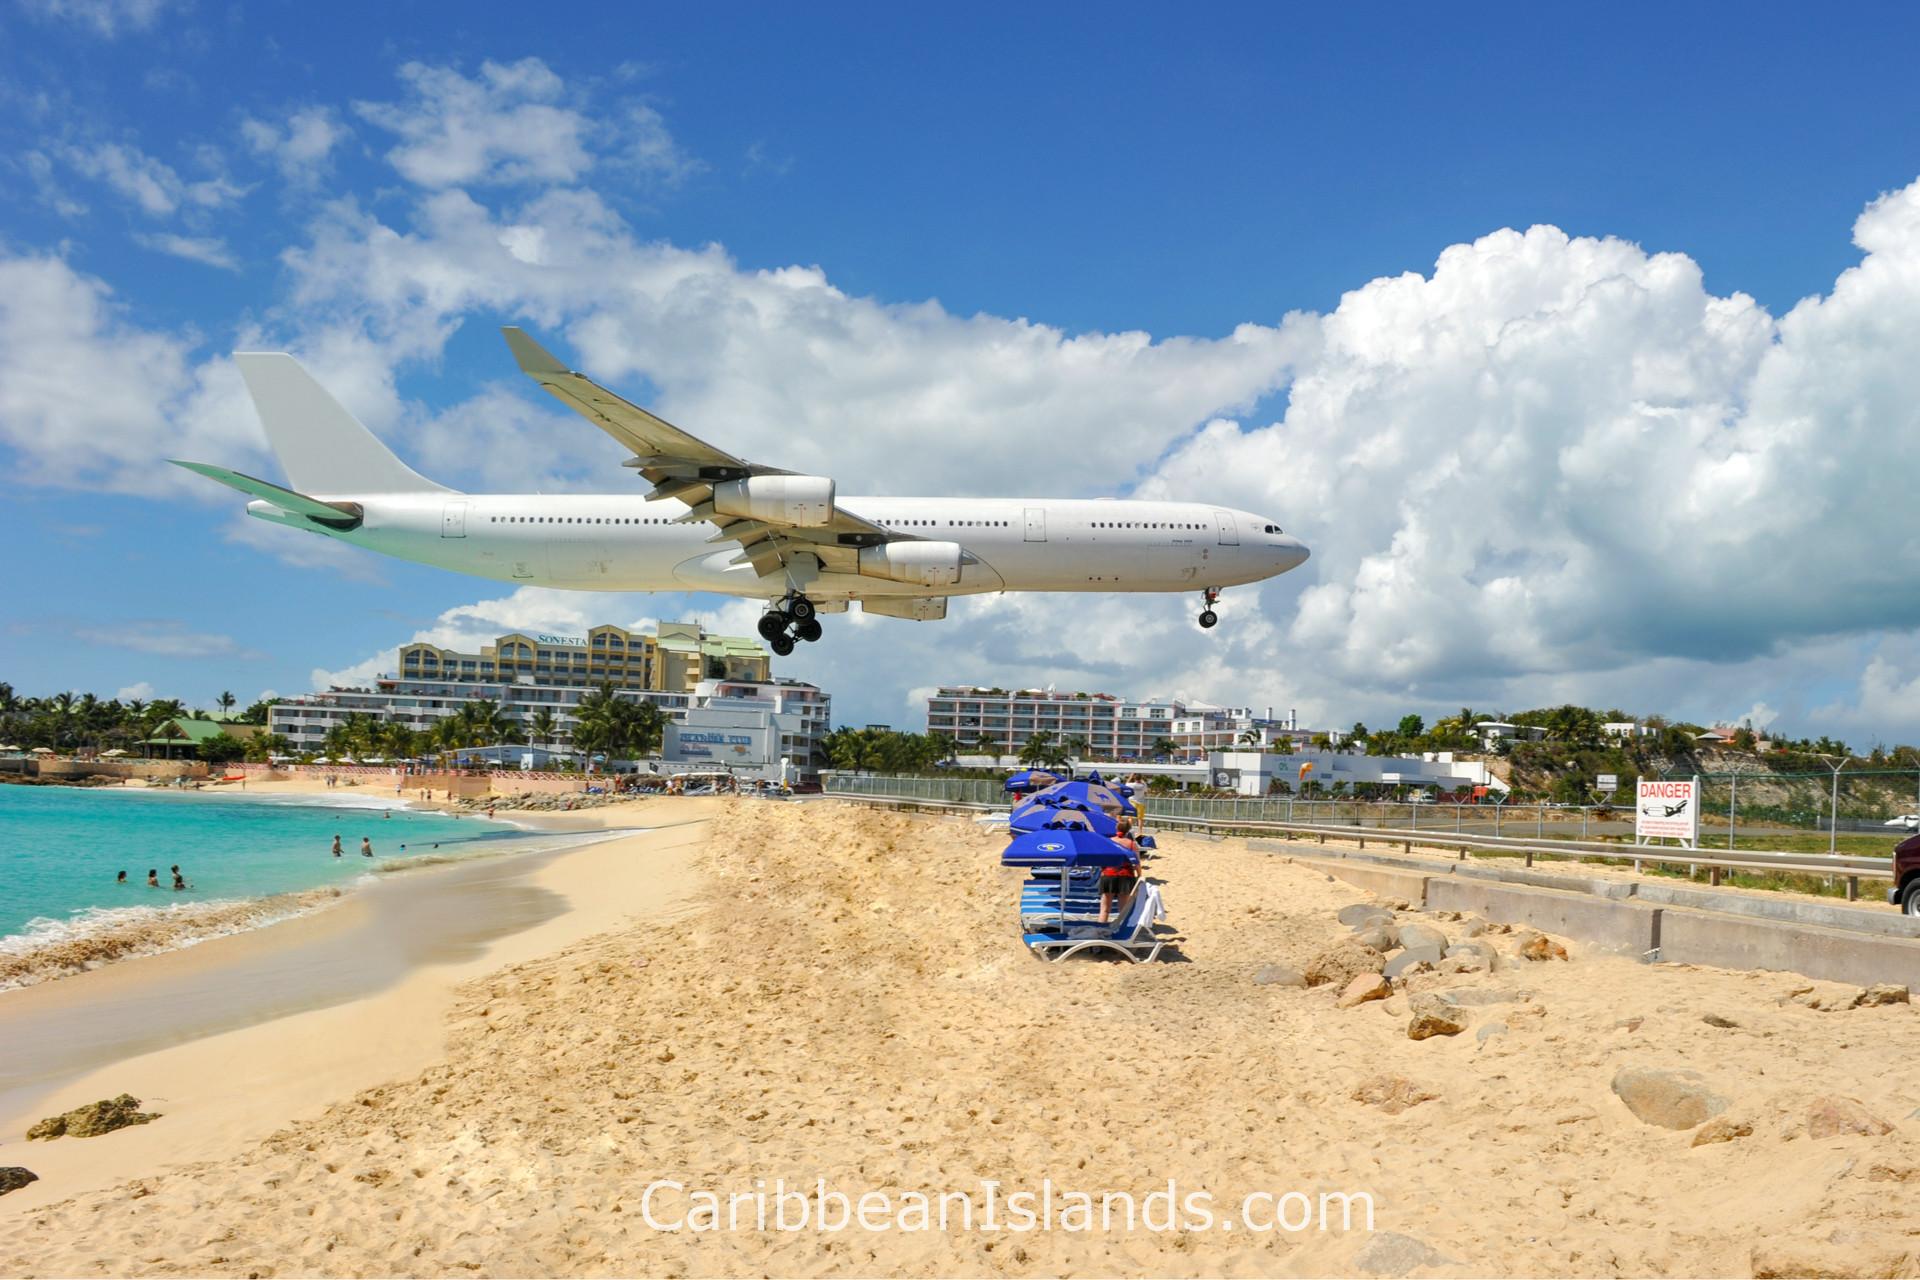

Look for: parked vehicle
[1891,833,1920,917]
[1882,814,1920,832]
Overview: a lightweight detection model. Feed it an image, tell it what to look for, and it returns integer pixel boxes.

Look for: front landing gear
[1197,587,1221,629]
[761,594,825,655]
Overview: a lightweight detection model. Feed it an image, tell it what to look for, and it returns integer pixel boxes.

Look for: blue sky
[5,0,1920,742]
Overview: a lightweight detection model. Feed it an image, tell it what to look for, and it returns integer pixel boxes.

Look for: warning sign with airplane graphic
[1635,776,1699,847]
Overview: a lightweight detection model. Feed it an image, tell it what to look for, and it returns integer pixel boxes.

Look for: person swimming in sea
[146,868,159,887]
[331,834,343,857]
[361,836,374,857]
[172,870,186,891]
[117,870,127,884]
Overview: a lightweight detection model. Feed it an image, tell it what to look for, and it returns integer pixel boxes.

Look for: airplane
[175,328,1310,656]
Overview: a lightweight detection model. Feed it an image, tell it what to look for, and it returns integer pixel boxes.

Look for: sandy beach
[3,798,1918,1276]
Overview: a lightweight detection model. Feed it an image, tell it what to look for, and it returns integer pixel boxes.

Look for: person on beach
[1100,821,1143,924]
[361,837,373,857]
[331,834,343,857]
[146,868,159,887]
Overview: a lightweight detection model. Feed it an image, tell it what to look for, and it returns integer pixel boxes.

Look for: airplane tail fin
[233,352,452,495]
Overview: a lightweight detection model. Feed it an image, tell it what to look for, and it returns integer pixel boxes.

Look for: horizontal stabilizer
[170,461,363,529]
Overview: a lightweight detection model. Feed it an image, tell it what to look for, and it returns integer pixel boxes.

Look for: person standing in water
[116,870,128,884]
[360,837,373,857]
[331,834,343,857]
[146,869,159,887]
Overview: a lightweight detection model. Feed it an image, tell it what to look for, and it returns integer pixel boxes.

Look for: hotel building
[925,686,1306,762]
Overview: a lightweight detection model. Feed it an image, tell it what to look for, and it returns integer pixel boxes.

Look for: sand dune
[3,800,1917,1276]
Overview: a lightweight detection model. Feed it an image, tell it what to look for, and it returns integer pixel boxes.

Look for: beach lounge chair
[1023,882,1168,963]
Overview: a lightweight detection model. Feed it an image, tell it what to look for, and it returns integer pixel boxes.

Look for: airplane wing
[502,328,894,578]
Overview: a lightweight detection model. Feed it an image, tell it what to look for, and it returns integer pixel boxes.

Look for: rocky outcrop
[1805,1095,1894,1139]
[27,1094,159,1140]
[1253,964,1307,988]
[1407,992,1469,1040]
[0,1167,37,1196]
[1350,1075,1437,1115]
[1610,1068,1728,1130]
[1304,941,1385,988]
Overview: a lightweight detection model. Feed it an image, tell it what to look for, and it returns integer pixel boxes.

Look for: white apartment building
[926,686,1306,762]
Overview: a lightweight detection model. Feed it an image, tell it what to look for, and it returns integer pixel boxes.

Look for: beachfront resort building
[271,623,830,776]
[925,686,1310,762]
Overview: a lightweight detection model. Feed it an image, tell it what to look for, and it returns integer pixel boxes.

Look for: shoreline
[0,795,719,1217]
[0,780,666,993]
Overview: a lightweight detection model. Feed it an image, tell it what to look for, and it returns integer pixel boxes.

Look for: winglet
[501,327,572,376]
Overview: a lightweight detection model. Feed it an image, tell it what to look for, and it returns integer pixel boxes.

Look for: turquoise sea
[0,785,517,961]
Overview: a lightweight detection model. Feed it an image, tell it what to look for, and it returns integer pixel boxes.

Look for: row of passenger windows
[1093,522,1205,530]
[881,519,1008,528]
[489,516,671,524]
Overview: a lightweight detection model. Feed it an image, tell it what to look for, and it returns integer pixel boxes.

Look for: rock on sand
[1611,1068,1728,1130]
[26,1094,159,1140]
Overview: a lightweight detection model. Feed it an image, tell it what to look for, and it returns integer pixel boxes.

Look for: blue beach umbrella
[1008,799,1120,837]
[1004,769,1062,794]
[1026,778,1136,817]
[1001,824,1130,867]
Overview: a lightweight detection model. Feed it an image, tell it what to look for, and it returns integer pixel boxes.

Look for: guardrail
[825,789,1897,901]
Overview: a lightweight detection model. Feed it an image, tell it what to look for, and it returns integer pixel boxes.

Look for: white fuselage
[248,492,1310,601]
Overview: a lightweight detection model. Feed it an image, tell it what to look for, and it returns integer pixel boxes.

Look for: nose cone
[1277,534,1310,572]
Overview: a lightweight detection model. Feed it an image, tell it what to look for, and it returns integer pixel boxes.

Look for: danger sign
[1636,777,1699,846]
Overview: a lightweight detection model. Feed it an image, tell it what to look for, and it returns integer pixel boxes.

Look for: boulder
[26,1093,159,1141]
[1407,992,1469,1040]
[1445,940,1496,964]
[1383,945,1444,979]
[1396,922,1450,952]
[1304,942,1385,988]
[1353,925,1399,951]
[1806,1096,1894,1139]
[1458,917,1491,938]
[1337,904,1392,927]
[1859,984,1911,1007]
[1475,1021,1509,1044]
[1355,1231,1456,1277]
[0,1167,37,1197]
[1337,973,1392,1008]
[1350,1074,1437,1115]
[1691,1116,1753,1147]
[1610,1068,1728,1130]
[1437,952,1490,976]
[1253,964,1308,988]
[1517,932,1569,962]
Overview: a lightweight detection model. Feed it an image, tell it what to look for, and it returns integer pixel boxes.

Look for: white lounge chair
[1023,882,1168,963]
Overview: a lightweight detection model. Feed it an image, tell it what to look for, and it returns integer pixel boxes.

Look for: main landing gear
[1198,586,1221,630]
[758,594,824,656]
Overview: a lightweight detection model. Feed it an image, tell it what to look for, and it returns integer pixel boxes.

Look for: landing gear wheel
[788,596,817,623]
[757,611,789,641]
[769,633,796,657]
[796,618,824,643]
[1198,609,1218,629]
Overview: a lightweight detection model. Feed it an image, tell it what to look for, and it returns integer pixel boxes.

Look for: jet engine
[712,475,835,527]
[858,540,965,587]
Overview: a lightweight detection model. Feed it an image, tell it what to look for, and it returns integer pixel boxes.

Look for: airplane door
[1213,509,1239,546]
[1024,507,1046,542]
[442,501,468,538]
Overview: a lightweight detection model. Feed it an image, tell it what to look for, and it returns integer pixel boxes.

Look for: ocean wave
[0,889,346,992]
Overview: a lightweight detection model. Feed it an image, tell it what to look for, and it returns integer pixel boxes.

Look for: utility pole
[1819,754,1846,856]
[1728,771,1737,852]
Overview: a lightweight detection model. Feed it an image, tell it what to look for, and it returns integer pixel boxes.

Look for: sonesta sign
[1635,777,1699,846]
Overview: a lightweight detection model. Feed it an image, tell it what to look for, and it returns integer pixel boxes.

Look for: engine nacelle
[858,540,964,587]
[712,475,835,527]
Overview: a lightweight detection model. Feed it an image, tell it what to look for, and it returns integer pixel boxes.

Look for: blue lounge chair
[1024,883,1168,963]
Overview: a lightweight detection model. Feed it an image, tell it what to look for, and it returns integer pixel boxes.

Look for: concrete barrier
[1423,877,1663,958]
[1657,908,1920,988]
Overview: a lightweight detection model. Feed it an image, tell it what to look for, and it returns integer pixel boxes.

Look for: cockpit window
[1263,524,1282,534]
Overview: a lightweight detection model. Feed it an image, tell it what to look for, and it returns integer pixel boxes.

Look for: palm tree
[1238,728,1262,747]
[1061,735,1090,763]
[529,708,559,756]
[217,691,237,716]
[971,731,999,764]
[1151,736,1180,760]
